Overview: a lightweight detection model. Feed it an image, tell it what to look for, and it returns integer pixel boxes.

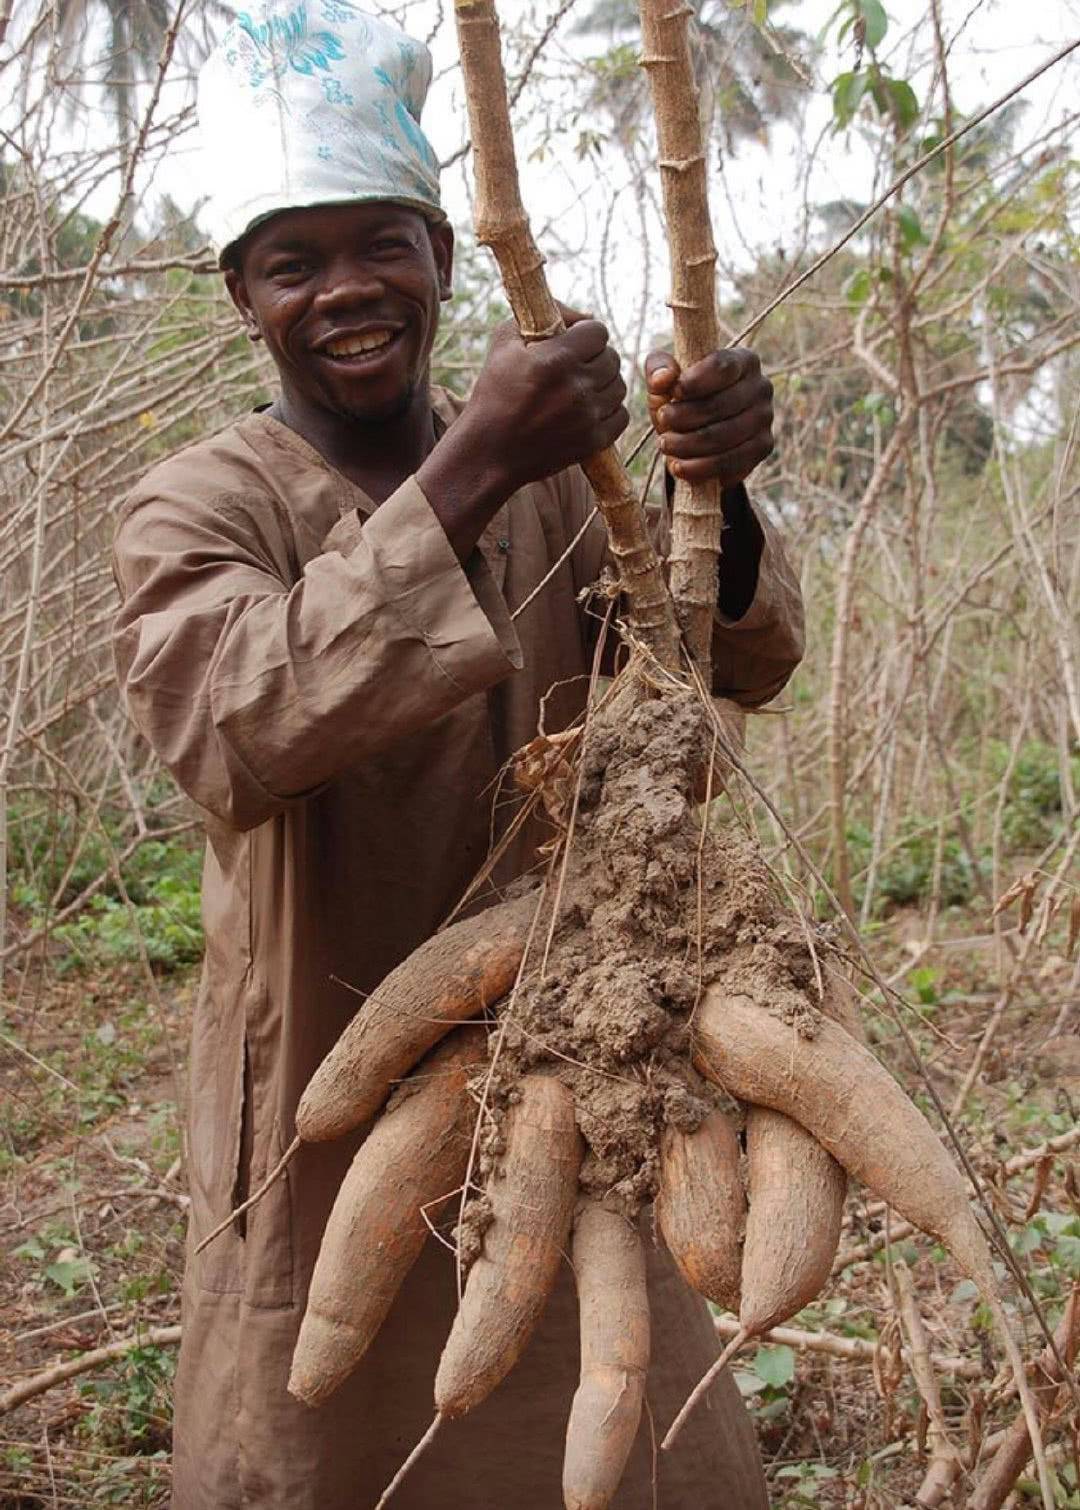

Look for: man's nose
[313,256,385,309]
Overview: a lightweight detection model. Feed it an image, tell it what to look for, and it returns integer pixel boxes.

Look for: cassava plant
[197,4,1059,1507]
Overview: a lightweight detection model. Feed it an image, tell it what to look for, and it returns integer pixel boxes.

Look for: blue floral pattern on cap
[198,3,444,254]
[234,6,346,88]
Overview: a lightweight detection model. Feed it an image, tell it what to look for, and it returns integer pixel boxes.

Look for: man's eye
[268,259,308,278]
[370,238,411,254]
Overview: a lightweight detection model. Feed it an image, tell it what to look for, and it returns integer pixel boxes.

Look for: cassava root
[289,1026,487,1407]
[435,1074,582,1419]
[298,893,536,1143]
[680,989,1054,1507]
[563,1202,650,1510]
[656,1107,743,1312]
[195,893,536,1256]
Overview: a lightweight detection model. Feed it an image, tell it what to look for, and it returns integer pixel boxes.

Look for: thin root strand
[374,1413,444,1510]
[661,1326,748,1451]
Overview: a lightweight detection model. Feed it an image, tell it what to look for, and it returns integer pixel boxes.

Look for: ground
[1,908,1077,1508]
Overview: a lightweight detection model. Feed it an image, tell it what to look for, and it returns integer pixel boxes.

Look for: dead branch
[0,1325,182,1417]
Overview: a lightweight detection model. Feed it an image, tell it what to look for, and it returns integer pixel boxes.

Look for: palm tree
[50,0,232,153]
[573,0,810,158]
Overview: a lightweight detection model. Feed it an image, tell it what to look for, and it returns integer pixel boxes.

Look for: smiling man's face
[225,201,454,427]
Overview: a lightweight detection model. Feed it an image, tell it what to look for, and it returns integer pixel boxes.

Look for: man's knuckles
[686,428,774,481]
[679,345,759,398]
[660,401,772,459]
[659,374,772,433]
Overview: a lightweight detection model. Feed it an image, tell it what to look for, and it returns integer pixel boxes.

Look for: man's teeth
[325,330,394,358]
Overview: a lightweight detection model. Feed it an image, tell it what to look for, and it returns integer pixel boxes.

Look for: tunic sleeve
[113,475,522,831]
[559,466,804,707]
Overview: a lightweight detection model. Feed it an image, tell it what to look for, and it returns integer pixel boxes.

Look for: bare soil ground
[1,916,1076,1508]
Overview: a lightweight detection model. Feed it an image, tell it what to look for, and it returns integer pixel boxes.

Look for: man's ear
[223,264,261,339]
[429,220,455,302]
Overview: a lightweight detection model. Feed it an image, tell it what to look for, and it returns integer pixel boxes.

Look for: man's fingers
[676,346,756,400]
[584,344,622,387]
[668,429,774,485]
[558,318,613,362]
[594,371,628,420]
[644,349,680,395]
[656,378,771,433]
[659,404,772,462]
[595,404,630,451]
[555,299,594,328]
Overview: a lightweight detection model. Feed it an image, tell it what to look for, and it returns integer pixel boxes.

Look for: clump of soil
[468,682,827,1224]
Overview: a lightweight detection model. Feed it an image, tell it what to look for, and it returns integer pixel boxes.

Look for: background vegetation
[0,0,1077,1504]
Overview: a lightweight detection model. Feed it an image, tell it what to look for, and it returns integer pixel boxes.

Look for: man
[113,6,803,1506]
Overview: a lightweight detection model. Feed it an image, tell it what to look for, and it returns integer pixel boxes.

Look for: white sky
[6,0,1078,343]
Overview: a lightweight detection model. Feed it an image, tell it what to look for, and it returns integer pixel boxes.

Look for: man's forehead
[249,202,428,251]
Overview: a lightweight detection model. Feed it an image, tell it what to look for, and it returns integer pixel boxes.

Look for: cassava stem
[452,0,681,671]
[638,0,723,677]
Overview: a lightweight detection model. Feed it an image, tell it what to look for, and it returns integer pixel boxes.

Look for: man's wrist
[416,418,518,563]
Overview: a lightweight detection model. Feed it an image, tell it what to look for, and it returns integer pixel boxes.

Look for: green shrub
[8,796,204,973]
[877,828,982,908]
[988,739,1080,851]
[79,1343,175,1454]
[50,849,203,972]
[844,820,985,914]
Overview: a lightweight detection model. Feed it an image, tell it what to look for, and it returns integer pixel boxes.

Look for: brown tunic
[112,392,804,1510]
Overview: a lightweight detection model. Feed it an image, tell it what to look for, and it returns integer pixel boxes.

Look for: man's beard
[335,378,418,427]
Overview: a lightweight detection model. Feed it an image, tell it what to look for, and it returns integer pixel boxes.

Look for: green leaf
[752,0,768,24]
[45,1257,92,1297]
[858,0,888,49]
[886,77,920,130]
[896,204,928,252]
[844,267,873,307]
[753,1343,796,1389]
[756,1396,789,1422]
[909,964,938,1002]
[13,1236,46,1261]
[831,70,870,129]
[1012,1223,1044,1257]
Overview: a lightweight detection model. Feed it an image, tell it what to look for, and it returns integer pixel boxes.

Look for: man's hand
[465,309,629,493]
[645,347,773,486]
[419,307,628,561]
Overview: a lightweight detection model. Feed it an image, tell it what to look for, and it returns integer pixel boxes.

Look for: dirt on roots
[460,682,830,1245]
